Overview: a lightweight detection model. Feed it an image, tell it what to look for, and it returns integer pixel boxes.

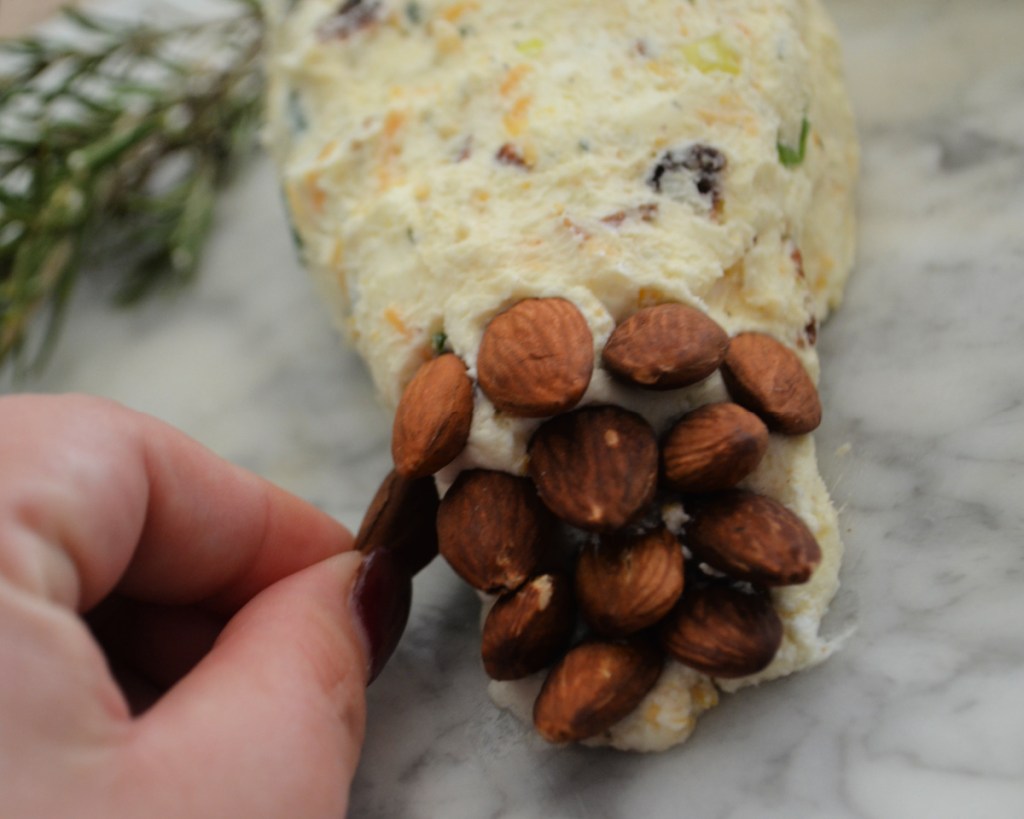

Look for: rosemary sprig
[0,1,264,374]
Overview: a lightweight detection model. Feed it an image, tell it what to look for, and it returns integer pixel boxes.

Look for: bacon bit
[638,203,659,221]
[791,245,805,279]
[455,135,473,162]
[496,142,531,169]
[500,64,533,97]
[804,318,818,346]
[562,217,591,242]
[601,203,659,227]
[503,95,532,137]
[318,0,382,40]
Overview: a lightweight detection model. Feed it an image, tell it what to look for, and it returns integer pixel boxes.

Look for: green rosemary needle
[0,1,264,374]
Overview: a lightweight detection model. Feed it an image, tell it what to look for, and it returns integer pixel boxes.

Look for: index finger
[0,394,353,613]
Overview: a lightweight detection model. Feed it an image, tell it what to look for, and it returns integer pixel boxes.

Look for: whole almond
[576,527,684,636]
[477,298,594,417]
[660,583,782,678]
[602,303,729,389]
[661,402,769,493]
[528,406,658,531]
[392,353,474,478]
[686,490,822,586]
[436,469,546,592]
[481,573,575,681]
[720,332,822,434]
[355,469,439,575]
[533,640,663,743]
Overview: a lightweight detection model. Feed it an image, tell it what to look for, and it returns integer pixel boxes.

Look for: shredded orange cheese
[441,1,479,23]
[503,95,532,136]
[383,306,413,338]
[500,63,532,96]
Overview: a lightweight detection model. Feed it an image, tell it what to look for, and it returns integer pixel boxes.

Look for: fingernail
[350,550,412,684]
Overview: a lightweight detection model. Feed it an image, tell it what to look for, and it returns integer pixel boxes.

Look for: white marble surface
[5,0,1024,815]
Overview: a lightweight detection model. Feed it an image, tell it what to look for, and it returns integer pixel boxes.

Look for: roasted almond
[392,353,474,478]
[720,332,822,434]
[602,303,729,389]
[660,583,782,678]
[436,469,546,592]
[685,490,822,586]
[661,402,768,493]
[533,639,663,743]
[528,406,658,532]
[477,298,594,417]
[481,573,575,681]
[355,469,439,575]
[576,527,684,636]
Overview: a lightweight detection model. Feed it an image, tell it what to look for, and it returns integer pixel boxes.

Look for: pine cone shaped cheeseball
[266,0,857,751]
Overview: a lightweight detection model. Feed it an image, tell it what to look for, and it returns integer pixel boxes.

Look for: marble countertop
[6,0,1024,815]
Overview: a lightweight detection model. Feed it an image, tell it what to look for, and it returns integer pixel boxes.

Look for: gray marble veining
[6,0,1024,815]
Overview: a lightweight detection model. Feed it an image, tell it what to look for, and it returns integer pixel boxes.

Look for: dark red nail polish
[351,550,412,684]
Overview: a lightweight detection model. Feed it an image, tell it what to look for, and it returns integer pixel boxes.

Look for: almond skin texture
[528,406,658,532]
[436,470,546,592]
[661,402,769,493]
[686,490,822,587]
[720,332,822,434]
[477,298,594,417]
[576,527,684,636]
[355,469,439,575]
[392,353,474,478]
[481,574,576,681]
[660,583,783,678]
[533,640,664,743]
[602,303,729,389]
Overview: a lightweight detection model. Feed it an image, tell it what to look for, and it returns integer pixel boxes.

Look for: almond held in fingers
[356,469,439,576]
[477,298,594,417]
[602,303,729,390]
[720,332,822,434]
[481,573,576,681]
[660,583,783,678]
[686,490,822,587]
[437,469,547,592]
[533,640,664,744]
[661,402,769,493]
[528,406,658,532]
[392,353,474,478]
[576,527,684,636]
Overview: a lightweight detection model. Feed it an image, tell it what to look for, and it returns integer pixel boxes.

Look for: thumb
[120,551,412,819]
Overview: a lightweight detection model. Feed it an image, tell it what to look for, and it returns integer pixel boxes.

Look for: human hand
[0,394,411,818]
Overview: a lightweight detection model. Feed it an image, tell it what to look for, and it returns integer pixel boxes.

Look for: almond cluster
[360,297,825,744]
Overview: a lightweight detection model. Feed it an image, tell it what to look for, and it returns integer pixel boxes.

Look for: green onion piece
[778,117,810,168]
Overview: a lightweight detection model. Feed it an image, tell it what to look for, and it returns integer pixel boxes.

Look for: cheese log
[265,0,857,751]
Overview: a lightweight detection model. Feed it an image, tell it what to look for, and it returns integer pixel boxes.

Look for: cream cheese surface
[265,0,857,751]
